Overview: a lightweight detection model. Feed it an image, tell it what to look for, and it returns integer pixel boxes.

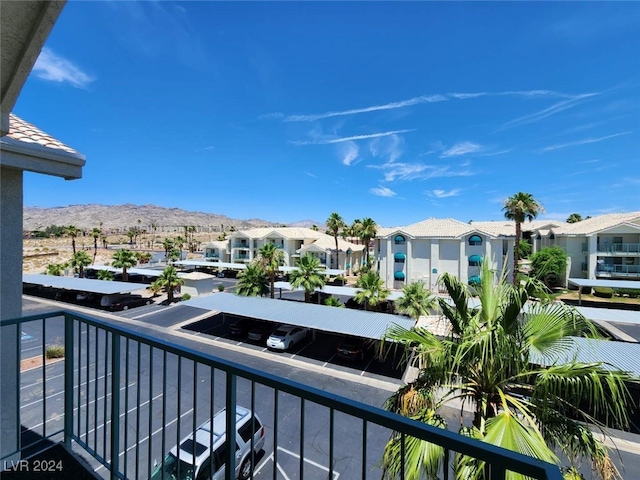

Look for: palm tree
[324,296,344,308]
[326,213,347,269]
[45,262,67,276]
[235,262,269,297]
[359,217,377,268]
[289,254,326,303]
[69,251,92,278]
[162,238,174,263]
[148,279,164,297]
[258,243,284,299]
[395,281,438,321]
[91,227,102,264]
[66,225,80,255]
[381,260,632,480]
[566,213,583,224]
[97,269,114,281]
[111,249,136,282]
[354,271,389,311]
[503,192,544,284]
[349,218,363,244]
[157,266,185,303]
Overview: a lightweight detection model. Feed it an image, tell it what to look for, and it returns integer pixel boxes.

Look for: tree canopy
[289,254,326,303]
[382,260,633,480]
[503,192,544,284]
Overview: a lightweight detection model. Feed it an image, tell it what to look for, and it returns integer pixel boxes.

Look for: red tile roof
[5,114,79,155]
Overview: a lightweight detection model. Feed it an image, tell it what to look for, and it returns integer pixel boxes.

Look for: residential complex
[375,213,640,289]
[203,227,365,272]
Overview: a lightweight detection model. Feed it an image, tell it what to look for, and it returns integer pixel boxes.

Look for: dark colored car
[247,322,275,343]
[109,295,152,311]
[228,319,256,337]
[336,336,367,361]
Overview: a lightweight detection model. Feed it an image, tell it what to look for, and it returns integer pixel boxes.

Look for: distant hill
[23,204,304,232]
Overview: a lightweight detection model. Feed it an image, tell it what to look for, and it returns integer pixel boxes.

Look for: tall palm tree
[349,218,363,245]
[162,238,174,263]
[91,227,102,265]
[354,271,389,311]
[157,266,185,303]
[326,212,347,269]
[258,243,284,299]
[111,249,136,282]
[381,260,632,480]
[235,262,269,297]
[66,225,80,256]
[395,281,438,321]
[289,254,326,303]
[359,217,377,268]
[69,251,92,278]
[503,192,544,284]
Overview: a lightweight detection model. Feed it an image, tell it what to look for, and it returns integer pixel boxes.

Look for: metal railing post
[110,332,121,479]
[64,314,74,448]
[225,374,237,480]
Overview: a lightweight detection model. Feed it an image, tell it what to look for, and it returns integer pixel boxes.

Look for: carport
[568,278,640,305]
[84,266,164,278]
[183,292,414,341]
[23,274,147,296]
[174,260,247,270]
[272,281,404,301]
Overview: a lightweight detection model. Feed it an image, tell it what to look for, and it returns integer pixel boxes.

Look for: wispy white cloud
[305,172,317,178]
[541,131,633,151]
[284,95,446,122]
[291,129,414,145]
[33,48,95,89]
[371,161,475,182]
[428,189,461,198]
[370,186,397,197]
[339,142,359,166]
[440,142,483,158]
[370,134,403,163]
[203,145,216,151]
[499,94,599,130]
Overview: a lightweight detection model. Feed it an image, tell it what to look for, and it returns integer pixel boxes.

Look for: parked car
[247,322,275,343]
[266,325,309,351]
[150,406,265,480]
[109,295,152,311]
[336,336,367,361]
[228,319,256,337]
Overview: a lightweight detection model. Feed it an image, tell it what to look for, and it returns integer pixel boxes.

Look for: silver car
[150,406,265,480]
[266,324,309,351]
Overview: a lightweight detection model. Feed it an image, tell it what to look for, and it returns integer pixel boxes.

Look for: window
[469,235,483,246]
[394,235,405,245]
[239,417,262,443]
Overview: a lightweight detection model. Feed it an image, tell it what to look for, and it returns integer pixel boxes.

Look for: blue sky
[16,1,640,227]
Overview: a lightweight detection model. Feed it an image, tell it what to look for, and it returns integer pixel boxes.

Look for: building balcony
[596,264,640,278]
[233,254,251,261]
[232,243,250,249]
[597,243,640,255]
[1,310,562,480]
[204,253,220,260]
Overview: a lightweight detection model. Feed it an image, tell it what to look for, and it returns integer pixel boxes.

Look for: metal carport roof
[183,292,414,340]
[23,274,147,295]
[174,260,247,269]
[273,281,404,301]
[568,278,640,289]
[576,306,640,325]
[85,266,164,277]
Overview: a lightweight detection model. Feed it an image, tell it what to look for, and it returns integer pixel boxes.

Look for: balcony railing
[596,264,640,277]
[1,311,562,480]
[597,243,640,254]
[233,254,250,260]
[232,243,250,249]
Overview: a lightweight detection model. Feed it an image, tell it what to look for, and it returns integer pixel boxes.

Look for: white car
[266,325,309,351]
[150,406,265,480]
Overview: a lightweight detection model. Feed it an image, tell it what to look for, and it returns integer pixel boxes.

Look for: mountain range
[24,204,322,232]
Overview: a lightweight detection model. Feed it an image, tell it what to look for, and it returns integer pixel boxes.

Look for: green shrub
[45,345,65,359]
[217,284,225,292]
[593,287,614,299]
[181,293,191,301]
[614,288,640,298]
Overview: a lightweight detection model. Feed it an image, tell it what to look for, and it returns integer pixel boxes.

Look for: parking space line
[360,358,375,376]
[255,446,340,480]
[323,353,337,368]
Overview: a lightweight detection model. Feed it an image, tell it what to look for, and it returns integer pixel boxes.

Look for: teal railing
[1,311,562,480]
[597,243,640,254]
